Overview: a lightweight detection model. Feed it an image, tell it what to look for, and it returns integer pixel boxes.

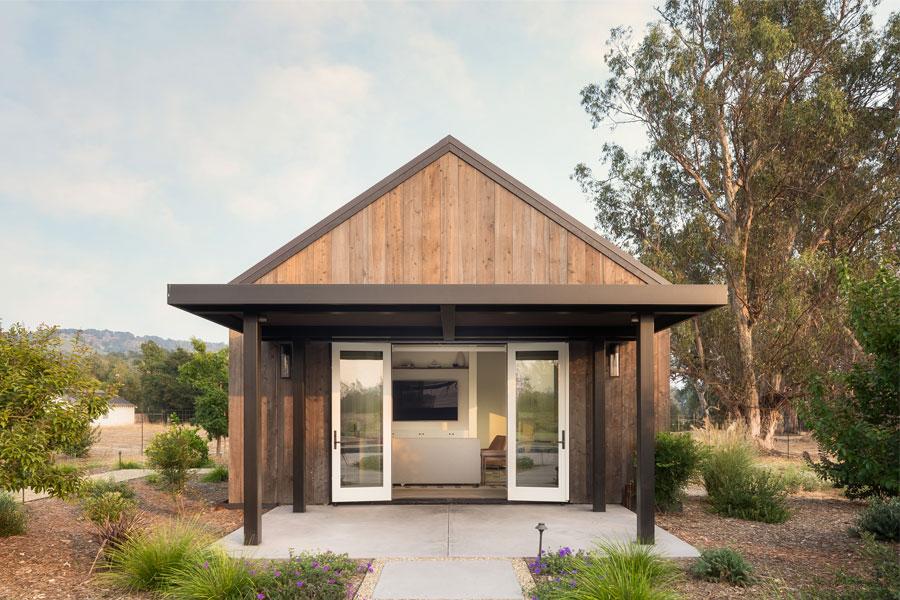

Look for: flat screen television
[392,380,459,421]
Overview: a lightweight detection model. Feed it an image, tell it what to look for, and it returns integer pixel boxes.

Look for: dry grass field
[57,422,229,473]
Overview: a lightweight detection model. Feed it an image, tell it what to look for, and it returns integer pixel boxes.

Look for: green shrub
[702,443,790,523]
[117,459,143,470]
[0,492,27,536]
[533,542,681,600]
[248,551,359,600]
[655,432,704,512]
[708,467,790,523]
[358,455,382,471]
[82,491,137,525]
[164,549,252,600]
[146,472,161,486]
[701,440,755,498]
[691,548,754,586]
[517,456,535,471]
[855,498,900,542]
[800,265,899,499]
[100,520,213,592]
[146,423,209,493]
[62,422,101,458]
[83,477,137,501]
[777,465,828,493]
[201,464,228,483]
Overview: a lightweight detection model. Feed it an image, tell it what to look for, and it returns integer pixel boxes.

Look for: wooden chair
[480,435,507,485]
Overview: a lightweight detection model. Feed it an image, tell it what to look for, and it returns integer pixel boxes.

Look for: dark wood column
[592,338,606,512]
[292,338,306,513]
[242,314,262,545]
[636,314,656,543]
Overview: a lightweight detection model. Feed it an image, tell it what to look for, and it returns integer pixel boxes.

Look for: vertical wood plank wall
[253,153,645,286]
[228,150,670,505]
[230,331,670,505]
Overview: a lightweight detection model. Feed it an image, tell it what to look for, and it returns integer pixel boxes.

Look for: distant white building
[93,396,136,427]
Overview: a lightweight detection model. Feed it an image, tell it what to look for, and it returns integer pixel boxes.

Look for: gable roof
[231,135,668,285]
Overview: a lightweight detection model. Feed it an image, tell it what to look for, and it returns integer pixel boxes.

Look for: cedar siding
[227,144,671,505]
[253,153,645,286]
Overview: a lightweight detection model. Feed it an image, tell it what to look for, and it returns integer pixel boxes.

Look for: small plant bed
[527,543,681,599]
[0,472,241,599]
[658,495,891,598]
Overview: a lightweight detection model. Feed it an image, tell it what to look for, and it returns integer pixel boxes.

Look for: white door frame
[507,342,569,502]
[331,342,392,502]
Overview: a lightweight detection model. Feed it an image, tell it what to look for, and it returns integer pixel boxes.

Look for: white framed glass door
[331,343,392,502]
[507,343,569,502]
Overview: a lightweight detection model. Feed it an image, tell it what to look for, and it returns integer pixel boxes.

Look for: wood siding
[229,332,670,505]
[254,153,645,286]
[228,150,670,505]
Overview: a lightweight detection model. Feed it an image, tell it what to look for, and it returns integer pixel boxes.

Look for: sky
[7,0,874,344]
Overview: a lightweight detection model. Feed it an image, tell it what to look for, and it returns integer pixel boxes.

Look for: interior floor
[392,486,507,501]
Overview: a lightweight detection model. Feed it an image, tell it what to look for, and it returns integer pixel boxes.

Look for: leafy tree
[575,0,898,442]
[88,352,141,405]
[801,264,899,498]
[0,323,112,497]
[136,341,194,416]
[145,417,209,494]
[178,339,228,455]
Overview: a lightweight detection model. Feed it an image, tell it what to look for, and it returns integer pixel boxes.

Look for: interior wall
[476,351,507,449]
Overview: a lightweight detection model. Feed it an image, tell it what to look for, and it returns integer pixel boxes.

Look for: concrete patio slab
[218,503,698,560]
[449,504,698,558]
[373,560,522,599]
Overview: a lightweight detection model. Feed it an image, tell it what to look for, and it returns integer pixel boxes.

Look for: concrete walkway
[218,503,699,559]
[18,467,213,502]
[372,559,523,599]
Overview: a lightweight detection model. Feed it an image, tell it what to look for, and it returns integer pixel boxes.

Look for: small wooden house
[168,136,726,545]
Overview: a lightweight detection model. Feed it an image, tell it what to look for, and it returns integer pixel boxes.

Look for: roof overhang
[168,284,727,341]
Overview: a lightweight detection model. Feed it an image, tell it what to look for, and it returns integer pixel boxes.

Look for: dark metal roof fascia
[169,283,726,309]
[229,135,669,285]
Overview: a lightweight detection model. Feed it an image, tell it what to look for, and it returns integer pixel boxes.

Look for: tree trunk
[216,436,222,456]
[729,285,761,437]
[691,317,710,419]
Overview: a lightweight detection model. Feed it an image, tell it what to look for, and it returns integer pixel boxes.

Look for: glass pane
[339,350,384,488]
[515,350,559,488]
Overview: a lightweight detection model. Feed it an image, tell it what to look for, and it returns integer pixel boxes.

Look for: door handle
[558,430,566,450]
[333,430,340,450]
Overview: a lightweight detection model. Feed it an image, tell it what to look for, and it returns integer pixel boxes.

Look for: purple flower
[312,561,319,568]
[273,570,281,578]
[328,578,336,584]
[296,580,305,588]
[249,569,257,576]
[202,561,209,570]
[323,565,330,572]
[558,547,572,557]
[257,594,265,600]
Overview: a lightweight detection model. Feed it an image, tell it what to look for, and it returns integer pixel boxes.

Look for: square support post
[292,338,306,513]
[636,314,655,544]
[242,314,262,545]
[592,338,606,512]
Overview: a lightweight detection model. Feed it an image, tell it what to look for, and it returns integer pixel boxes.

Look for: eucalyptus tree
[576,0,898,439]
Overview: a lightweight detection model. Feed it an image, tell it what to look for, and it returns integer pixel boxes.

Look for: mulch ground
[0,476,241,600]
[658,493,880,598]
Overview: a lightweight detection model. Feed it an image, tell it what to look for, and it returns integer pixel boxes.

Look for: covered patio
[168,282,727,548]
[217,503,700,559]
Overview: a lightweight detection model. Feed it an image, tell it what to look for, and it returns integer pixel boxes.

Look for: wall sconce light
[280,344,292,379]
[607,343,620,378]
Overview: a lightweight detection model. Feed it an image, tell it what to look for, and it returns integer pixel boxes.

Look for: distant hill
[57,328,227,355]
